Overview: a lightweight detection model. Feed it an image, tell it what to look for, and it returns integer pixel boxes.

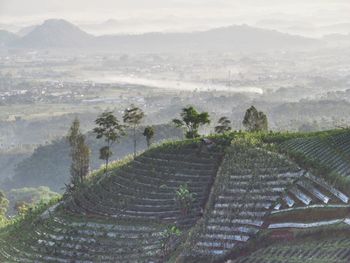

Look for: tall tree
[67,118,90,186]
[172,106,210,139]
[143,126,155,148]
[123,105,145,157]
[242,106,268,132]
[93,111,125,172]
[215,116,232,134]
[0,191,9,219]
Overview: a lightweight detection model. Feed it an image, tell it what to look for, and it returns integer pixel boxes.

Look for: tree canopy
[0,191,9,218]
[215,116,232,134]
[93,111,125,172]
[143,126,155,148]
[67,118,90,186]
[123,105,145,157]
[173,106,210,139]
[242,106,268,132]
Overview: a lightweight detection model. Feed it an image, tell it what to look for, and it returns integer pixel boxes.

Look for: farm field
[0,130,349,262]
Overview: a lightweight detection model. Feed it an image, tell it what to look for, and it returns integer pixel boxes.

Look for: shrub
[175,184,195,216]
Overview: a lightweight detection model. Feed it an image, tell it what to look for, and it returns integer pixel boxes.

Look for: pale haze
[1,1,350,263]
[1,0,350,35]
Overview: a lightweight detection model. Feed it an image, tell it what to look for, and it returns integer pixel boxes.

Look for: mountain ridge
[4,19,317,51]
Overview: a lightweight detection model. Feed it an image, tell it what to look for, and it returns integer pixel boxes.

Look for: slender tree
[0,191,9,219]
[143,126,155,148]
[172,106,210,139]
[215,116,232,134]
[93,111,125,172]
[123,105,145,157]
[242,106,268,132]
[67,118,90,186]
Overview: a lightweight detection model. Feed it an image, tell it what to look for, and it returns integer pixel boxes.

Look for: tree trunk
[105,156,109,173]
[133,126,137,158]
[105,142,110,173]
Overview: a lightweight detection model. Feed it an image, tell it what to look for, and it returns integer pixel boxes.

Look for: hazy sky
[1,0,350,34]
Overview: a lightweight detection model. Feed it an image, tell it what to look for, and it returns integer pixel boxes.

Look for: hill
[0,130,349,262]
[6,186,60,216]
[17,25,37,37]
[281,130,350,177]
[96,24,316,52]
[3,124,182,192]
[4,19,317,51]
[0,30,18,47]
[11,19,93,48]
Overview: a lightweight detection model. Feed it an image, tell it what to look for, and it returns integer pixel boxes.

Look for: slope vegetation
[180,140,302,261]
[232,226,350,263]
[1,130,350,263]
[0,139,225,262]
[281,130,350,177]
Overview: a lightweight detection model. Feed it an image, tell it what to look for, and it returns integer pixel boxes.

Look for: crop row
[65,143,223,227]
[233,237,350,263]
[184,143,302,259]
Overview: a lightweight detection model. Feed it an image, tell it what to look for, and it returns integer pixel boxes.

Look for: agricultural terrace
[1,130,350,262]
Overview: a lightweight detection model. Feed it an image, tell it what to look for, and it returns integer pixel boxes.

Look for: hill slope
[281,130,350,177]
[0,30,18,47]
[0,139,225,262]
[12,19,93,48]
[0,130,350,262]
[4,124,182,192]
[97,25,316,52]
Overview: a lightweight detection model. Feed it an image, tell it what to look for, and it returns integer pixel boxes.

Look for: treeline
[3,123,182,192]
[3,104,267,193]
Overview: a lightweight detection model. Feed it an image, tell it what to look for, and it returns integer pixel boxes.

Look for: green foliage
[93,111,126,172]
[275,129,350,192]
[123,105,145,157]
[7,124,182,192]
[160,226,182,257]
[161,225,182,239]
[0,195,61,236]
[123,105,145,126]
[175,184,195,216]
[143,126,155,148]
[67,118,90,187]
[243,105,268,132]
[6,186,60,216]
[173,106,210,139]
[0,191,9,218]
[98,146,112,162]
[214,116,232,134]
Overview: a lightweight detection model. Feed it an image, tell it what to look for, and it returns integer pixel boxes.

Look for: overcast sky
[1,0,350,34]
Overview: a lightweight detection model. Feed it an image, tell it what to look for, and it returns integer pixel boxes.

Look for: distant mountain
[17,25,37,37]
[322,33,350,46]
[256,19,350,38]
[0,23,21,33]
[97,24,317,52]
[79,19,122,36]
[0,30,19,47]
[320,23,350,34]
[6,20,317,51]
[12,19,93,48]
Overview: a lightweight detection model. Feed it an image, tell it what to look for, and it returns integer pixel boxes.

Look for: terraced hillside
[281,130,350,177]
[0,140,225,262]
[232,228,350,263]
[0,210,168,262]
[65,141,224,226]
[180,140,304,261]
[1,130,350,263]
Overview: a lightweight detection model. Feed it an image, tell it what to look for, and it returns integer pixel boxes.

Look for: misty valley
[0,2,350,262]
